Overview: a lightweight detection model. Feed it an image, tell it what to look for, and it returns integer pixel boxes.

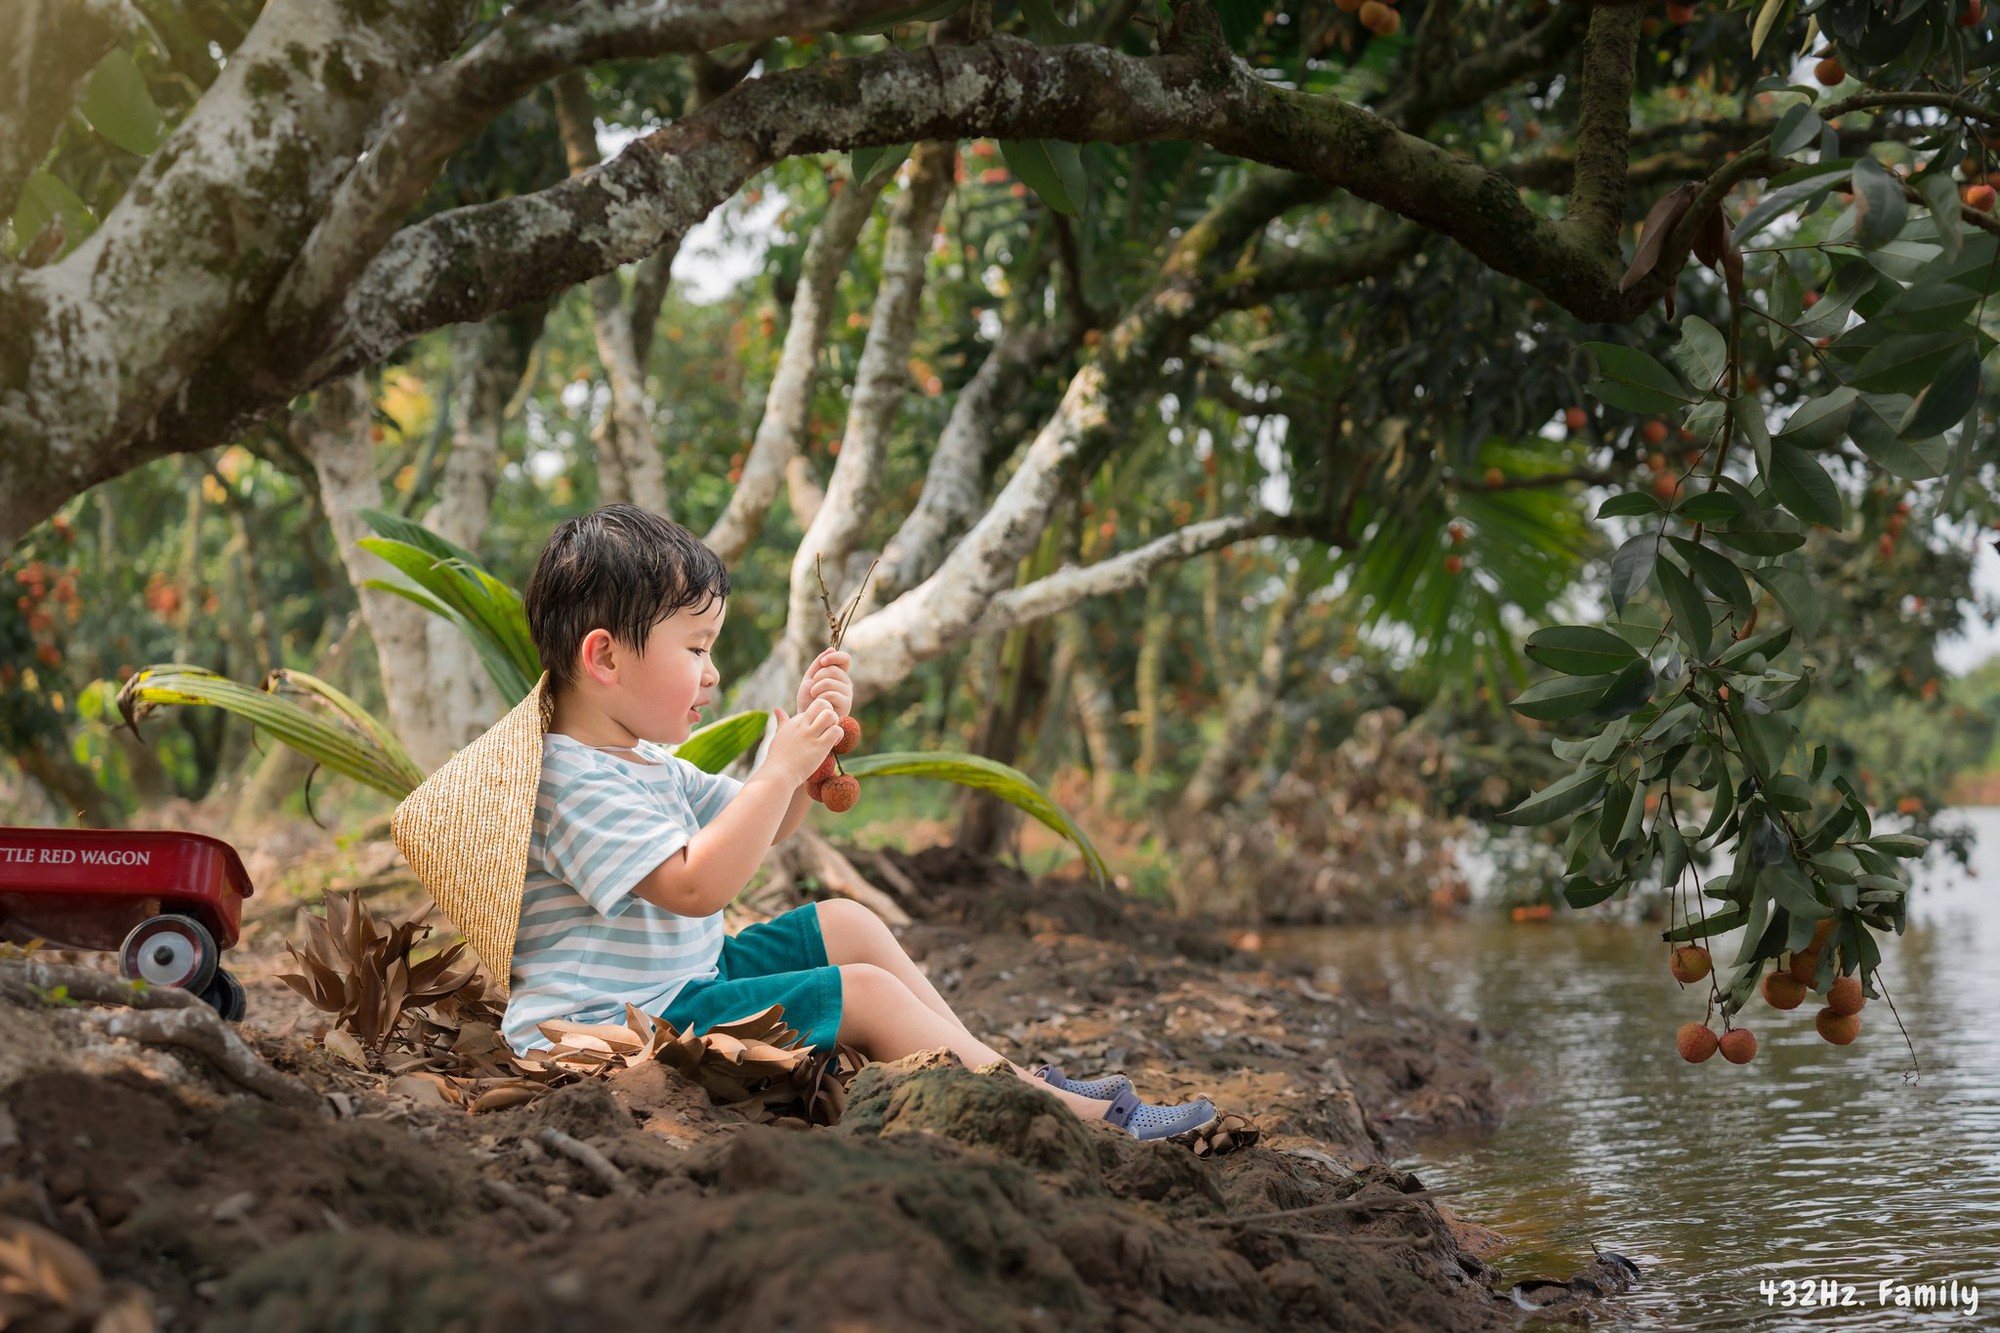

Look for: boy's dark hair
[524,504,730,697]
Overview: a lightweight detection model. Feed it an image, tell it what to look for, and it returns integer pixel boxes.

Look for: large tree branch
[1566,0,1643,255]
[0,0,137,221]
[776,139,956,677]
[871,321,1073,604]
[705,165,892,563]
[965,513,1282,640]
[267,0,921,328]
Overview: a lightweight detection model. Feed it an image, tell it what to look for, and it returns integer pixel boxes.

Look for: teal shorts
[658,904,844,1052]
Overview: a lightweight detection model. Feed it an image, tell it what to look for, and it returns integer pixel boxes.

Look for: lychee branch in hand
[804,553,876,814]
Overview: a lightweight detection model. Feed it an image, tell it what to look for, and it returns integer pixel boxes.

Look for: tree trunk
[299,374,462,775]
[1133,574,1171,782]
[954,621,1048,858]
[1175,564,1307,821]
[15,731,123,829]
[552,71,668,517]
[1059,610,1122,810]
[418,318,518,751]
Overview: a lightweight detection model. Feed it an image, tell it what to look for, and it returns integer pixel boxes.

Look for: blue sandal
[1032,1064,1133,1100]
[1102,1086,1218,1142]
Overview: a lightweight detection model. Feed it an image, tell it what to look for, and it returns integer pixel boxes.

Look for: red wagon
[0,826,253,1020]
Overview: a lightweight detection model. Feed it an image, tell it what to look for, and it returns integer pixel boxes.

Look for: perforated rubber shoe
[1102,1087,1218,1142]
[1032,1064,1134,1100]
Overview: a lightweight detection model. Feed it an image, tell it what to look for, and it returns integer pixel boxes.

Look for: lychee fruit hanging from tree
[1719,1027,1758,1064]
[1762,970,1808,1010]
[1669,945,1712,983]
[1677,1023,1719,1063]
[821,774,861,813]
[1826,974,1866,1017]
[1815,1007,1861,1045]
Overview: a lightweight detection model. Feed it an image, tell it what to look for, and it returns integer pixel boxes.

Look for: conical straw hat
[390,671,553,997]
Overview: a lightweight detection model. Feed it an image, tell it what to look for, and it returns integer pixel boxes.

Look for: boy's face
[583,595,726,746]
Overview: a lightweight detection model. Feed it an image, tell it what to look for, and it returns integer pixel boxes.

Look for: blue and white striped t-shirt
[501,732,743,1057]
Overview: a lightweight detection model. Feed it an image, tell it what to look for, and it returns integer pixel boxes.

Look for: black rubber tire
[198,967,247,1023]
[118,913,219,993]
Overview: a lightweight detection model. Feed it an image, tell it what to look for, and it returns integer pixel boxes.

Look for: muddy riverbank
[0,829,1623,1330]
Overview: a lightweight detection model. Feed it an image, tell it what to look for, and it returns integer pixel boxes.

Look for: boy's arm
[774,782,813,845]
[632,772,795,917]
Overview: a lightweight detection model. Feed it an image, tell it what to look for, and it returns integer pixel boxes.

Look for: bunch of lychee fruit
[805,715,864,813]
[1671,917,1869,1064]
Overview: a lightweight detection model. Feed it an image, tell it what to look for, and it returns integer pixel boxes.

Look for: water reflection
[1269,808,2000,1329]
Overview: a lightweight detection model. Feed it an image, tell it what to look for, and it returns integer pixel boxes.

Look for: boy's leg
[838,963,1113,1122]
[814,898,966,1028]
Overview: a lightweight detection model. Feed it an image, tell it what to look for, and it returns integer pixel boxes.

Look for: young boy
[395,504,1215,1141]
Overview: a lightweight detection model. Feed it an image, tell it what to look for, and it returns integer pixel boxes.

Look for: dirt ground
[0,818,1628,1331]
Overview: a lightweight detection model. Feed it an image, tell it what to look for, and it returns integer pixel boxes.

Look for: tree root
[776,827,911,926]
[536,1127,634,1196]
[96,1007,320,1109]
[477,1176,569,1231]
[0,957,206,1010]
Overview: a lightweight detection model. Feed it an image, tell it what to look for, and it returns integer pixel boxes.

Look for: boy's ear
[578,627,617,681]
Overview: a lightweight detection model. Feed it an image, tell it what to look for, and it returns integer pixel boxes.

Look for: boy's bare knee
[817,897,883,935]
[837,961,902,999]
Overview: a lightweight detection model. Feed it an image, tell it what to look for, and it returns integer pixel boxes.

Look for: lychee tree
[1491,0,2000,1063]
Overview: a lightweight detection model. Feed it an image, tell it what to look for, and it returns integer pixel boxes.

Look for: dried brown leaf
[1621,182,1698,292]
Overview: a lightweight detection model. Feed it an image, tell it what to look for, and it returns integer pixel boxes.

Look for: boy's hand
[795,649,853,718]
[765,700,846,786]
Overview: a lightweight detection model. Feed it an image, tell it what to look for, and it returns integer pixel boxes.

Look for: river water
[1268,807,2000,1329]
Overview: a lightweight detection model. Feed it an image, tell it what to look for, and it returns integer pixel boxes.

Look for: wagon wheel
[118,913,219,993]
[197,967,247,1023]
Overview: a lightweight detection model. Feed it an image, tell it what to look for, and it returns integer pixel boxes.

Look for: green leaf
[1668,535,1753,615]
[1564,877,1622,909]
[1588,377,1691,415]
[1795,263,1877,337]
[1749,564,1821,641]
[1873,281,1978,332]
[1866,833,1926,858]
[1718,624,1793,669]
[116,665,424,798]
[1762,443,1843,528]
[998,139,1088,217]
[851,143,911,185]
[1660,820,1689,887]
[670,710,770,773]
[80,49,163,156]
[1581,343,1693,402]
[1751,0,1790,58]
[1524,626,1643,676]
[1917,170,1963,261]
[1774,385,1857,450]
[1665,903,1750,941]
[1511,674,1619,721]
[1677,491,1745,524]
[1736,395,1772,473]
[1673,316,1730,393]
[1700,762,1738,839]
[1656,556,1713,656]
[842,751,1108,883]
[1850,393,1949,479]
[1597,492,1666,518]
[1898,343,1981,439]
[1851,332,1972,394]
[1497,765,1611,827]
[356,507,541,703]
[1588,659,1657,720]
[1607,532,1659,615]
[9,171,95,256]
[1852,157,1910,249]
[1772,101,1823,157]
